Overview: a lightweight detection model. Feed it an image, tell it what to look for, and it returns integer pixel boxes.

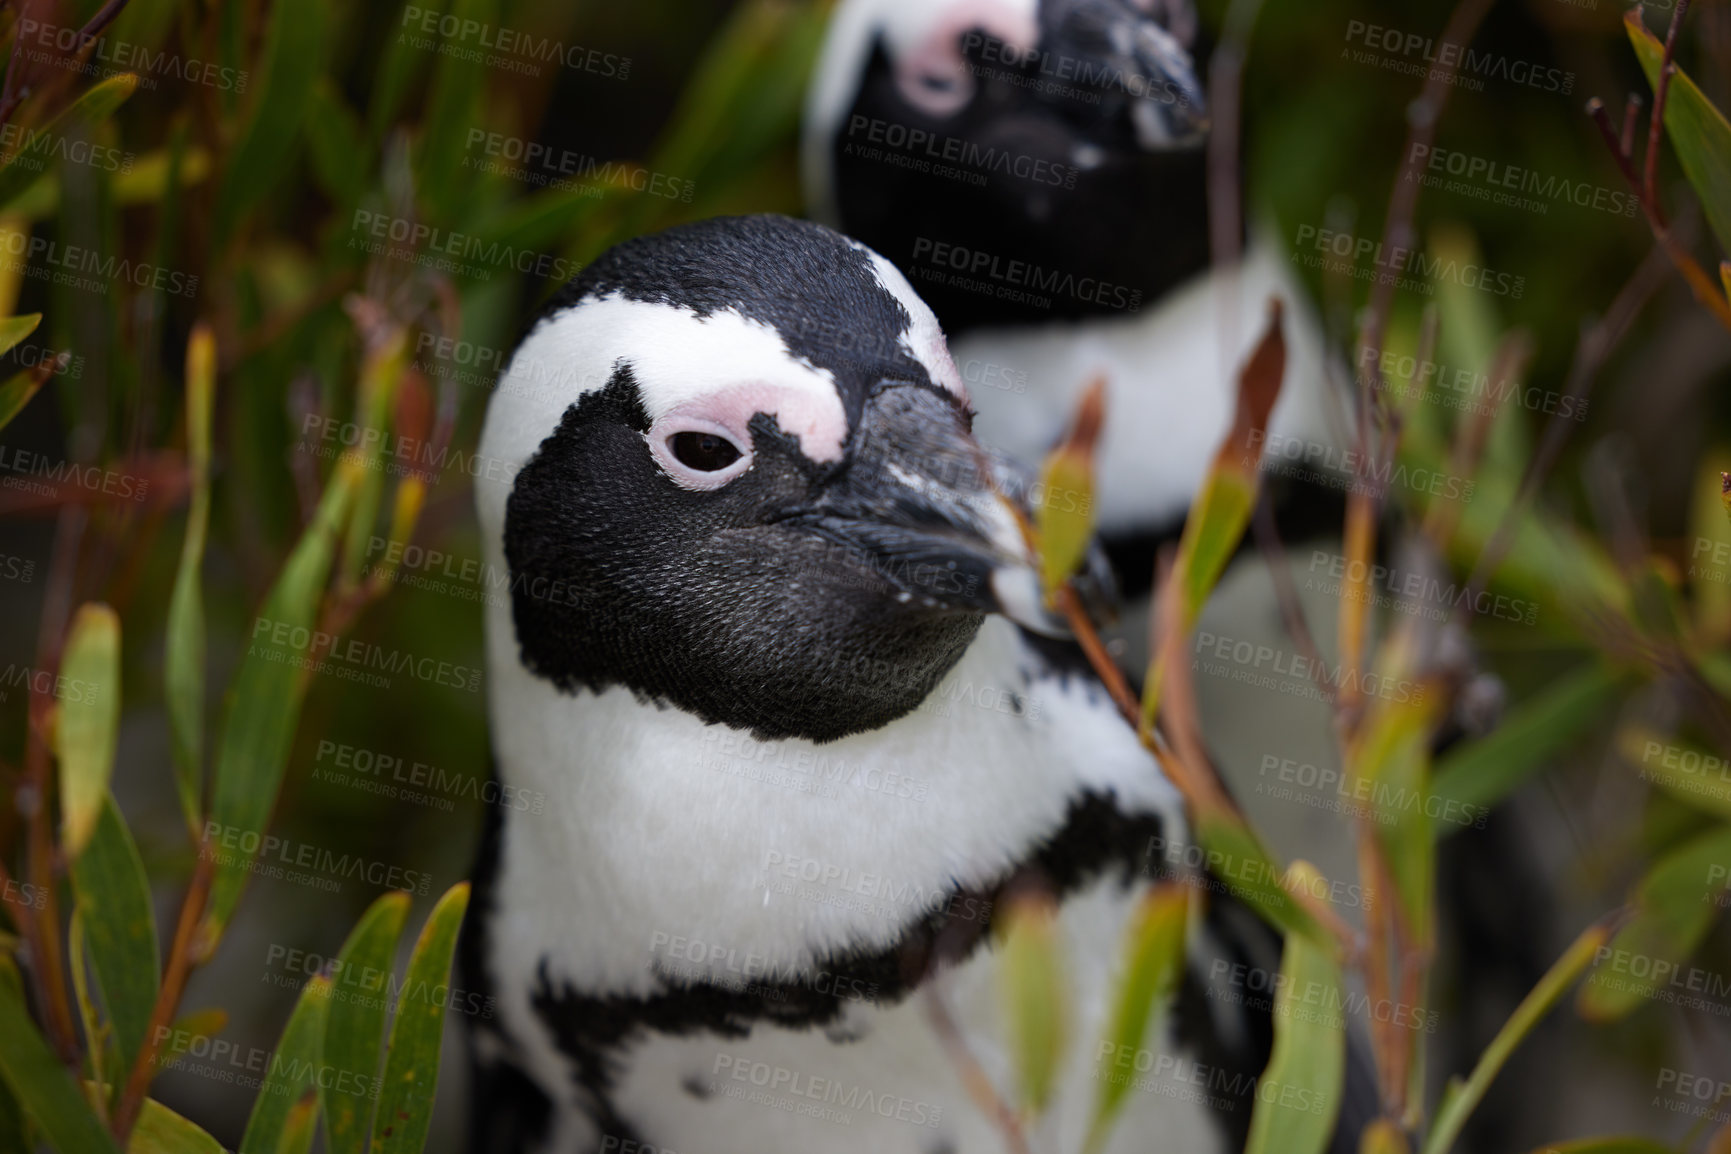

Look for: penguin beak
[786,383,1100,637]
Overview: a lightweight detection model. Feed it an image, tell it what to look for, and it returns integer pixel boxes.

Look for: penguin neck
[479,592,1183,998]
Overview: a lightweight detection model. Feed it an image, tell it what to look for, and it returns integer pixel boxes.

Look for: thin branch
[924,984,1032,1154]
[1645,0,1692,218]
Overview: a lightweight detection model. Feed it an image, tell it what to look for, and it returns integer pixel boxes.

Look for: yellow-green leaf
[201,464,360,949]
[1615,726,1731,821]
[1628,10,1731,256]
[997,892,1068,1118]
[167,324,216,836]
[0,975,119,1153]
[372,883,471,1154]
[1244,930,1346,1154]
[0,74,139,210]
[57,603,121,858]
[1523,1140,1675,1154]
[239,976,332,1154]
[127,1097,226,1154]
[0,313,41,360]
[1034,378,1104,603]
[274,1092,319,1154]
[0,365,51,433]
[1194,810,1333,950]
[323,892,412,1154]
[1083,883,1188,1154]
[70,797,160,1081]
[1577,826,1731,1021]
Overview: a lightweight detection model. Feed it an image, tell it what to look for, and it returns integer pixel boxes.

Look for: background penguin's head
[475,214,1063,743]
[803,0,1213,332]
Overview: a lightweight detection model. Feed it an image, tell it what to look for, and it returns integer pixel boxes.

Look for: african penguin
[460,215,1363,1153]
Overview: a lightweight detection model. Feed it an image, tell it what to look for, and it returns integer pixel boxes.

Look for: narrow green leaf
[1244,931,1346,1154]
[1615,726,1731,820]
[201,464,361,949]
[0,365,50,433]
[372,884,471,1154]
[370,0,445,141]
[0,313,41,359]
[239,976,332,1154]
[1430,664,1623,819]
[1084,884,1188,1154]
[1194,811,1332,950]
[167,324,216,836]
[997,892,1068,1118]
[1628,10,1731,256]
[57,603,121,858]
[127,1097,226,1154]
[0,74,139,210]
[1423,918,1614,1154]
[1034,379,1103,604]
[1523,1140,1675,1154]
[0,976,119,1153]
[70,797,160,1081]
[213,0,330,242]
[413,0,495,221]
[1577,826,1731,1021]
[68,912,110,1104]
[305,78,372,207]
[323,892,412,1154]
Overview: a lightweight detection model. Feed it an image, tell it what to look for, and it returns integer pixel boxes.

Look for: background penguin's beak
[786,382,1112,636]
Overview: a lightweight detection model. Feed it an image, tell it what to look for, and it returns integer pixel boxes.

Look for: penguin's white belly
[605,874,1224,1154]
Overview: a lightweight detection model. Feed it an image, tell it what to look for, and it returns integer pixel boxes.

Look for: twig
[1645,0,1692,218]
[110,846,214,1142]
[924,983,1032,1154]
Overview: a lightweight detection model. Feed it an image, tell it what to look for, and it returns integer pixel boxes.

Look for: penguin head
[803,0,1213,332]
[476,215,1062,744]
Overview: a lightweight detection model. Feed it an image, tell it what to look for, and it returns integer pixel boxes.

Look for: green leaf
[167,325,216,836]
[1083,884,1188,1154]
[997,892,1068,1118]
[0,976,119,1153]
[201,464,361,950]
[1628,10,1731,256]
[0,74,139,210]
[1194,810,1333,950]
[1423,918,1614,1154]
[127,1097,226,1154]
[1034,379,1103,604]
[1616,726,1731,821]
[372,884,471,1154]
[1430,664,1624,820]
[57,603,122,858]
[239,976,332,1154]
[273,1093,319,1154]
[370,0,444,141]
[1577,826,1731,1021]
[1522,1141,1676,1154]
[1244,931,1346,1154]
[213,0,330,242]
[413,0,496,221]
[70,798,160,1081]
[68,912,113,1102]
[323,892,412,1154]
[0,313,42,360]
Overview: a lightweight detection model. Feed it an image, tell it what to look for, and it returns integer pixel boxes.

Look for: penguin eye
[668,431,742,472]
